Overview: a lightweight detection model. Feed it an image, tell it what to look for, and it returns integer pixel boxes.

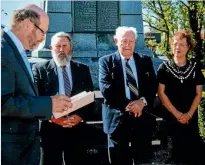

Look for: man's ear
[50,45,52,49]
[22,18,32,31]
[68,45,72,54]
[114,37,118,45]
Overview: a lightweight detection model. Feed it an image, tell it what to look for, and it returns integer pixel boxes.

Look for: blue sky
[1,0,149,32]
[1,0,43,27]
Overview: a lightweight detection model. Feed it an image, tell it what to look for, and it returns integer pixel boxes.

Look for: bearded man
[32,32,94,165]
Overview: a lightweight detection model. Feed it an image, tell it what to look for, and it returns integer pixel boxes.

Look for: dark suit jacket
[99,51,157,134]
[32,59,94,121]
[1,29,52,164]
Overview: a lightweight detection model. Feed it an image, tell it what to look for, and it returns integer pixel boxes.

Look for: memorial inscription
[74,1,119,32]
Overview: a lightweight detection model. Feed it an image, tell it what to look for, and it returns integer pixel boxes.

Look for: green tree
[143,1,178,52]
[143,1,205,64]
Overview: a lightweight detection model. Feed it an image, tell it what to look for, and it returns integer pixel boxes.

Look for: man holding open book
[32,32,94,165]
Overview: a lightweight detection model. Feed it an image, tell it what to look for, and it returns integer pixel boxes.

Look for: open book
[53,91,95,119]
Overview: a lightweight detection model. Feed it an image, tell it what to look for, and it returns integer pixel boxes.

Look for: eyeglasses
[172,43,188,48]
[30,19,46,35]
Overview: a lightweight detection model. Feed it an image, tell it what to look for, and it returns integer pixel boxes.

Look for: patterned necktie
[125,60,139,100]
[61,66,71,97]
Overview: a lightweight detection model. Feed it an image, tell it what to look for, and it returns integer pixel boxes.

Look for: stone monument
[30,0,153,89]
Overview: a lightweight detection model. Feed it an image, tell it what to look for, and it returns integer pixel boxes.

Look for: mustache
[57,52,66,56]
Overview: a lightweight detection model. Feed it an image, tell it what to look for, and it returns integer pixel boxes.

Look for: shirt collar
[3,26,25,54]
[120,54,134,63]
[57,63,71,70]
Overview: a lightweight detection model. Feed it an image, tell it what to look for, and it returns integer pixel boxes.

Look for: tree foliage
[142,0,205,65]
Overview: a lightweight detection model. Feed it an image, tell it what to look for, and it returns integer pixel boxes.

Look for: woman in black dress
[157,31,205,165]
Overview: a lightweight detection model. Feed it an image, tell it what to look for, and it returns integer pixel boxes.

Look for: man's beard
[52,52,72,67]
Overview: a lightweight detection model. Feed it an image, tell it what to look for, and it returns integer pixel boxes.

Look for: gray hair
[51,32,72,46]
[12,8,40,26]
[114,26,137,40]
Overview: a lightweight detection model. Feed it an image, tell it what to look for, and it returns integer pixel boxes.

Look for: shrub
[202,69,205,77]
[199,91,205,138]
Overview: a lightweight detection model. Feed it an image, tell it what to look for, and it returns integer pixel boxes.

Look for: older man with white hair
[99,26,157,165]
[32,32,94,165]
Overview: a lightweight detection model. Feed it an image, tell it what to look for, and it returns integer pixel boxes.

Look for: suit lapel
[70,61,77,95]
[133,53,142,90]
[46,60,59,94]
[114,51,126,95]
[2,30,38,95]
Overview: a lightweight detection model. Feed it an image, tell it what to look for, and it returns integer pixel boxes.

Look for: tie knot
[126,59,130,65]
[61,66,66,70]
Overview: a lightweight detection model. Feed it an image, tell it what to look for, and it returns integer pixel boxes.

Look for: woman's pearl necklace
[164,61,196,83]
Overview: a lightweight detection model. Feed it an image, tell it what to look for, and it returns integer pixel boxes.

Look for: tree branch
[143,20,168,33]
[179,0,189,9]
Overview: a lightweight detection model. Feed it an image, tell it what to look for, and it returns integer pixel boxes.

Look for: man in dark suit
[99,26,157,165]
[1,5,71,165]
[32,32,94,165]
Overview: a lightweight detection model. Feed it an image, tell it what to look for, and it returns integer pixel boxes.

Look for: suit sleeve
[99,57,130,111]
[142,56,157,110]
[1,53,52,120]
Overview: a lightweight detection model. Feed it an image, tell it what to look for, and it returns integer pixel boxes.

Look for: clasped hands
[125,99,145,117]
[175,111,192,124]
[50,95,83,128]
[50,114,83,128]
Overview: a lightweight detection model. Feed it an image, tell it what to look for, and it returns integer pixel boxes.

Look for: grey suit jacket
[1,29,52,161]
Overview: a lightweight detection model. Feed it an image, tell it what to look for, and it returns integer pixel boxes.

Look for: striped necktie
[61,66,71,97]
[125,60,139,100]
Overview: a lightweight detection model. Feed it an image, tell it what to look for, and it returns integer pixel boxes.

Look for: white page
[53,91,94,119]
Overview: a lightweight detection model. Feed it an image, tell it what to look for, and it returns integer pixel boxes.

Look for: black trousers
[107,113,155,165]
[40,121,89,165]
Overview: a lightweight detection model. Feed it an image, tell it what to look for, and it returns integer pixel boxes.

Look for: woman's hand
[178,113,191,124]
[173,110,183,120]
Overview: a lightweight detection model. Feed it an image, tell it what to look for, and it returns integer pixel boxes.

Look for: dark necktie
[62,66,71,97]
[126,60,139,100]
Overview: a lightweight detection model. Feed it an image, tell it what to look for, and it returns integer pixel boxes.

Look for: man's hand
[62,114,83,128]
[51,95,72,113]
[50,116,67,126]
[126,99,145,117]
[50,114,83,128]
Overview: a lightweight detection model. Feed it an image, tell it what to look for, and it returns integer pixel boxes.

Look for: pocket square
[146,72,149,77]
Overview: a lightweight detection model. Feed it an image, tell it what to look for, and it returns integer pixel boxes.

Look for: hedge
[199,69,205,138]
[199,92,205,138]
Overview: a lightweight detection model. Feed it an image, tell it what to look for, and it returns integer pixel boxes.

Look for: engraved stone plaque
[97,1,119,32]
[74,1,97,32]
[74,1,119,32]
